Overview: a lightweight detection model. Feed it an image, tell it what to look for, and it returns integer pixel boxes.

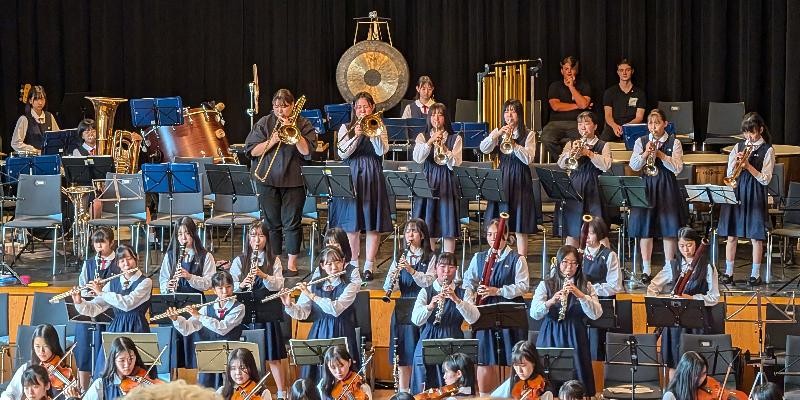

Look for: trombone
[337,110,386,154]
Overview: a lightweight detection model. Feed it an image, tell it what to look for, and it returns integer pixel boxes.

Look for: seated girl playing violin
[663,351,747,400]
[0,324,67,400]
[491,341,552,400]
[81,336,164,400]
[415,352,475,400]
[319,345,372,400]
[217,348,272,400]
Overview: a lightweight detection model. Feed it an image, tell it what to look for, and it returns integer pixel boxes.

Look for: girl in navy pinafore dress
[556,111,612,247]
[382,218,436,392]
[462,218,529,394]
[170,271,244,388]
[71,244,151,378]
[282,247,361,384]
[412,103,462,252]
[158,217,215,370]
[480,99,540,258]
[530,245,602,396]
[627,109,684,283]
[717,112,776,286]
[82,336,163,399]
[331,92,392,281]
[410,252,480,394]
[646,227,719,370]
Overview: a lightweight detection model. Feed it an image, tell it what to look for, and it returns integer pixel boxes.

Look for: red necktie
[218,307,226,318]
[99,259,106,270]
[422,105,428,114]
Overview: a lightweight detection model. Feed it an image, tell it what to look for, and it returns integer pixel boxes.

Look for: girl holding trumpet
[382,218,436,393]
[331,91,392,281]
[530,245,602,397]
[717,112,775,286]
[479,99,539,257]
[71,244,151,376]
[165,270,244,387]
[556,111,612,247]
[412,103,463,252]
[281,246,361,383]
[229,220,288,397]
[411,252,479,394]
[628,109,684,283]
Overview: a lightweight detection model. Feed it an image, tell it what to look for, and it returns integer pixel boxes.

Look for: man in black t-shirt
[541,56,592,161]
[601,58,647,142]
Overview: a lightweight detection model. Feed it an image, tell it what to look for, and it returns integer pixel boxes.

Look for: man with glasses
[601,58,647,142]
[245,89,317,277]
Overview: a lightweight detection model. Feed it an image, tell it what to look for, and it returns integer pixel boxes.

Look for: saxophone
[167,244,187,293]
[433,279,451,326]
[557,276,573,321]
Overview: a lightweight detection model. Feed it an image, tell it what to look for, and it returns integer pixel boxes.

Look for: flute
[261,270,347,303]
[149,295,237,322]
[50,269,140,303]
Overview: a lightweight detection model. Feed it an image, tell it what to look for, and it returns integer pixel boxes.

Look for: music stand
[452,122,489,150]
[93,175,145,240]
[102,332,161,365]
[149,293,204,323]
[536,347,575,389]
[63,156,115,187]
[236,289,284,326]
[472,302,527,379]
[604,336,663,400]
[67,301,112,373]
[421,339,479,366]
[393,298,415,325]
[588,298,619,330]
[598,175,650,288]
[5,155,61,183]
[644,296,706,330]
[42,129,80,156]
[535,167,582,241]
[130,97,184,128]
[301,164,354,265]
[290,337,348,378]
[453,166,505,252]
[195,340,261,373]
[685,184,738,275]
[205,163,256,256]
[383,117,426,160]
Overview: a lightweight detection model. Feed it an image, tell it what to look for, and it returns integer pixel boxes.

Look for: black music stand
[645,296,705,330]
[149,293,204,324]
[393,298,415,325]
[205,163,255,256]
[537,347,575,389]
[588,298,619,330]
[289,337,348,378]
[473,302,527,379]
[301,164,354,265]
[63,156,115,187]
[236,288,284,327]
[535,167,582,240]
[66,301,112,373]
[598,175,649,288]
[42,129,80,156]
[453,166,505,250]
[685,184,738,275]
[604,336,663,400]
[421,339,479,366]
[383,169,435,217]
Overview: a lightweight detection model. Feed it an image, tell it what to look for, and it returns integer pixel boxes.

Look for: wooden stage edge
[1,286,793,385]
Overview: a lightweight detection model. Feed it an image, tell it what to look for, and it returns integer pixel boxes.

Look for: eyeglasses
[560,260,579,267]
[272,103,291,110]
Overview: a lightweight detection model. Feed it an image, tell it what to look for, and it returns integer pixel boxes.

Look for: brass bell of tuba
[111,130,143,174]
[86,96,127,156]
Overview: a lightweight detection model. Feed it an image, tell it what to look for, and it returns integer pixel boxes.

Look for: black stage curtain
[2,0,799,152]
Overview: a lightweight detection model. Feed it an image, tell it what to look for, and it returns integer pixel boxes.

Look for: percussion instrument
[148,105,234,163]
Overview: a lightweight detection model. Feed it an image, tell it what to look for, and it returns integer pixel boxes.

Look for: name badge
[628,97,638,107]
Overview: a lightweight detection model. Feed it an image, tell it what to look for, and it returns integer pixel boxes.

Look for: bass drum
[146,106,235,163]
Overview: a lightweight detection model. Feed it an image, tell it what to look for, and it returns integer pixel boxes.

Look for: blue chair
[150,326,173,381]
[30,292,74,346]
[301,109,326,135]
[14,325,67,370]
[0,294,9,382]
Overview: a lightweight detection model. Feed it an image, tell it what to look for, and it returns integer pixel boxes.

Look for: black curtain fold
[1,0,798,152]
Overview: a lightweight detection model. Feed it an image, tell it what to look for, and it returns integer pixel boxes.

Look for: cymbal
[336,40,409,111]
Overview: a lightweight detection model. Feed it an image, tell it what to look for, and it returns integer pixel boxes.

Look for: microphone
[627,335,638,367]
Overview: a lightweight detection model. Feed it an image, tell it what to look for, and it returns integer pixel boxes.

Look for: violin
[231,380,263,400]
[41,354,73,390]
[413,382,460,400]
[510,375,546,400]
[331,372,369,400]
[697,376,748,400]
[118,367,165,395]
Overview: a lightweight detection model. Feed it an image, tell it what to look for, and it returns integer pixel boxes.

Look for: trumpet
[723,141,754,189]
[261,269,347,303]
[383,243,410,302]
[564,137,588,174]
[499,125,514,154]
[557,276,573,321]
[255,95,307,182]
[50,268,140,303]
[166,244,187,294]
[642,137,659,177]
[432,130,448,165]
[433,279,452,326]
[149,295,236,322]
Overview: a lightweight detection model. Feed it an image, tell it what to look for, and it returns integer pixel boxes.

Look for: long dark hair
[741,112,771,144]
[318,246,352,285]
[220,348,261,400]
[166,217,206,265]
[404,218,434,267]
[241,220,275,278]
[501,99,527,140]
[320,345,354,398]
[414,76,434,100]
[324,227,353,262]
[290,378,322,400]
[675,227,708,286]
[509,341,548,389]
[545,245,590,295]
[442,352,475,394]
[425,102,455,136]
[102,337,149,381]
[665,351,707,400]
[30,324,64,364]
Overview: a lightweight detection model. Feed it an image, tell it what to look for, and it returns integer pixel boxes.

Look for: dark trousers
[257,185,304,255]
[600,123,625,142]
[540,120,579,162]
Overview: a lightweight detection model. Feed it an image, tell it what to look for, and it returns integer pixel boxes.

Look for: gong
[336,40,410,111]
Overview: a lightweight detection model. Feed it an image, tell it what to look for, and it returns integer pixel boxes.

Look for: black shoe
[284,269,299,277]
[363,270,374,281]
[748,276,763,286]
[640,273,652,284]
[720,274,734,285]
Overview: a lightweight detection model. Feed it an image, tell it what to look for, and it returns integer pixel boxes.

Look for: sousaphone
[336,12,409,111]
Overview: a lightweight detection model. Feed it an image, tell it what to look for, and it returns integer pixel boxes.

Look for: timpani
[722,144,800,190]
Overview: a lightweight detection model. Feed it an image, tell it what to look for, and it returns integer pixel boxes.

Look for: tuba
[111,130,143,174]
[86,97,128,156]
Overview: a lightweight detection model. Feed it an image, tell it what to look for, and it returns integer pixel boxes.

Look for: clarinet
[433,279,451,326]
[557,276,573,321]
[167,244,187,294]
[383,243,410,303]
[241,250,259,289]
